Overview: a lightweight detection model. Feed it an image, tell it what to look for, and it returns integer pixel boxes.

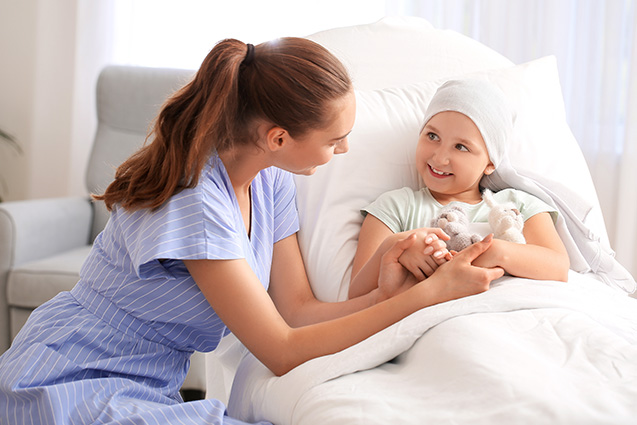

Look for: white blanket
[228,272,637,424]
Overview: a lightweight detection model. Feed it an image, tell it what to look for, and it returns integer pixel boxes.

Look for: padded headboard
[306,17,513,90]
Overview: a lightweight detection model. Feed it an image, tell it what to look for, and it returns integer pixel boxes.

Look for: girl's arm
[348,214,449,299]
[472,212,570,281]
[349,214,398,299]
[185,233,502,377]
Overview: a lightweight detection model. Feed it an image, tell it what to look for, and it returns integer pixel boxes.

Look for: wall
[0,0,383,202]
[0,0,113,202]
[0,0,37,201]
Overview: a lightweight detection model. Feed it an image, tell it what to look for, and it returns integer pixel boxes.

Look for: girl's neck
[428,188,483,206]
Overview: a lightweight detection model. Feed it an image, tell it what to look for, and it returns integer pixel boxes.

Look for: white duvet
[228,272,637,424]
[215,24,637,424]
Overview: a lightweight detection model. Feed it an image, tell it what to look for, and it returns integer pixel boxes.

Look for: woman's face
[416,111,494,204]
[280,91,356,176]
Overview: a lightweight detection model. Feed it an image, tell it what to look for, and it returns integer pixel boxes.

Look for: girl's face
[281,91,356,176]
[416,111,495,204]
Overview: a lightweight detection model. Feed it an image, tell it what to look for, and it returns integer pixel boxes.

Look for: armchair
[0,65,206,390]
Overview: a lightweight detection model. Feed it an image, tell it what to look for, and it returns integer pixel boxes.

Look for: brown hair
[93,37,352,211]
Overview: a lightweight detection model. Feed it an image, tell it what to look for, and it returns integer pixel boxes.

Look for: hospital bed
[204,17,637,424]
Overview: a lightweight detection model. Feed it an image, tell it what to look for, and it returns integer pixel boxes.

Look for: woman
[0,38,503,424]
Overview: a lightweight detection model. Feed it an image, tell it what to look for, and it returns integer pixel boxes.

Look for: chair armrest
[0,196,93,267]
[0,196,93,351]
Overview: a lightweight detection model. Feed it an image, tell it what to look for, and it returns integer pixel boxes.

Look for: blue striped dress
[0,155,298,424]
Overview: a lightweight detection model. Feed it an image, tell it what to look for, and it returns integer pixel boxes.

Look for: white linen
[229,273,637,424]
[483,160,636,293]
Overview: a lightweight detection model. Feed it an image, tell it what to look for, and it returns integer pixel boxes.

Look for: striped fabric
[0,156,298,424]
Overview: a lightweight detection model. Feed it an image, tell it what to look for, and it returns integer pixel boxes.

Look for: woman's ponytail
[94,37,351,211]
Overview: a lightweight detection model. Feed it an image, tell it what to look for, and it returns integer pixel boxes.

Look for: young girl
[0,40,504,424]
[349,79,570,300]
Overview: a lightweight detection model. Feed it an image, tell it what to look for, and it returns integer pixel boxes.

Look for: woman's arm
[185,233,502,376]
[267,233,382,326]
[472,212,570,281]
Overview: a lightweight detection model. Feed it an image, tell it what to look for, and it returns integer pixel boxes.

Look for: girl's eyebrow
[459,137,477,146]
[425,123,481,148]
[423,124,438,133]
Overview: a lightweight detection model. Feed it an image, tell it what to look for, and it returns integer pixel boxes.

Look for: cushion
[306,16,513,91]
[294,56,604,302]
[7,245,91,308]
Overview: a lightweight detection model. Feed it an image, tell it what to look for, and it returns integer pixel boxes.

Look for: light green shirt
[363,187,557,235]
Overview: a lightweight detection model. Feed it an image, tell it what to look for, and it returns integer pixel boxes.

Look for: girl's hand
[398,230,451,280]
[422,234,505,303]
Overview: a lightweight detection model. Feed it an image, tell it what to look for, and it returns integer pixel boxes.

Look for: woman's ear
[265,127,290,152]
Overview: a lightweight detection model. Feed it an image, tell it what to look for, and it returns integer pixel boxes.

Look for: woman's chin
[293,166,318,176]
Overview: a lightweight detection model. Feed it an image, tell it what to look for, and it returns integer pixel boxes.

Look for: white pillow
[307,16,513,91]
[294,56,605,302]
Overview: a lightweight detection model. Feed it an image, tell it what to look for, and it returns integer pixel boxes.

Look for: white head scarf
[421,79,513,169]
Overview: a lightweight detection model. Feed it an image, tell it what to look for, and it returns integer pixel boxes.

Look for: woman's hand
[398,229,451,280]
[422,234,505,303]
[376,234,420,302]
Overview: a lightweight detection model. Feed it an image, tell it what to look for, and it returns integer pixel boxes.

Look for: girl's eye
[427,132,439,141]
[455,143,469,152]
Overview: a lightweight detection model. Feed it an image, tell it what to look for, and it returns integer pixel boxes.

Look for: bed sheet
[228,272,637,424]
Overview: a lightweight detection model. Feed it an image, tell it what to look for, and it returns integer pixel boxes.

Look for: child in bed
[349,79,570,300]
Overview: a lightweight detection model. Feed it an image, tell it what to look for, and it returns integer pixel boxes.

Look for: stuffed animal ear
[482,189,495,207]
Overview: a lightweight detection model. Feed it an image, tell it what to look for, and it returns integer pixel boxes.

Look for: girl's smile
[428,164,453,178]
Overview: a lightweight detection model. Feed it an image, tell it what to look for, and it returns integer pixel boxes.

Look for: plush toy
[430,205,482,251]
[482,189,526,244]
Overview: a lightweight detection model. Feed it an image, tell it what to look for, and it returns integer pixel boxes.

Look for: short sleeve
[121,161,247,279]
[496,189,558,223]
[271,169,299,243]
[362,187,413,233]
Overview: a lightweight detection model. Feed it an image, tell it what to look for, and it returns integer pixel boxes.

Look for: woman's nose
[335,139,349,155]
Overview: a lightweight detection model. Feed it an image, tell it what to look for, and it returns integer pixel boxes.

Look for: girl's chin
[420,173,450,187]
